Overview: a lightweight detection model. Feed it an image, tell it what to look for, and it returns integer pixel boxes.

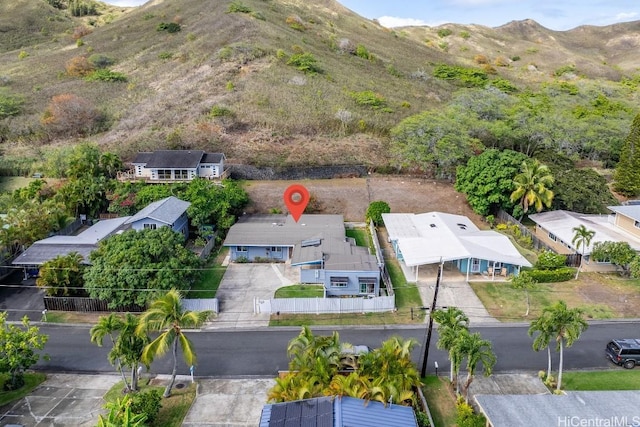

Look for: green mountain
[0,0,639,169]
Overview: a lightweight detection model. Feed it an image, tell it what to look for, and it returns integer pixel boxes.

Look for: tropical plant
[112,313,148,391]
[96,394,147,427]
[90,313,130,391]
[528,310,554,380]
[136,289,212,397]
[538,300,588,390]
[432,307,470,383]
[0,313,49,390]
[36,252,85,296]
[365,200,390,226]
[453,330,496,402]
[571,225,595,279]
[510,272,538,316]
[510,160,554,219]
[590,241,637,276]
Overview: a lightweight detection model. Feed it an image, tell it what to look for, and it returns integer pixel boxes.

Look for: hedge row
[527,267,575,283]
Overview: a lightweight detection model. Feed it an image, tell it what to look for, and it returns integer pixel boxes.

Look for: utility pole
[421,260,443,377]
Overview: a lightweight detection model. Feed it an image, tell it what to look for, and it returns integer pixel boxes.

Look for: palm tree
[510,160,554,219]
[113,313,148,391]
[528,311,554,381]
[571,225,596,279]
[90,313,130,391]
[510,272,538,317]
[136,289,212,397]
[453,330,496,402]
[542,300,588,390]
[432,307,470,383]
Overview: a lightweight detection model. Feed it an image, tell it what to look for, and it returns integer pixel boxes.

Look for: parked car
[605,339,640,369]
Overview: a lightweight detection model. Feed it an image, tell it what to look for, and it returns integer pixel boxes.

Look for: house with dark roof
[130,150,225,182]
[223,214,382,297]
[125,196,191,239]
[259,396,418,427]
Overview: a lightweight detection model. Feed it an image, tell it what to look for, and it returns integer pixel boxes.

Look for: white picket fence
[254,295,395,315]
[183,298,219,314]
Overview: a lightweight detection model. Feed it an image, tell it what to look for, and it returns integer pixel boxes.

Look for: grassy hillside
[0,0,639,170]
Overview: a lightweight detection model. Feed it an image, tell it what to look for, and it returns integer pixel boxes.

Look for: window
[270,247,282,252]
[635,220,640,229]
[330,277,349,288]
[143,223,157,230]
[359,277,376,294]
[548,233,557,242]
[175,169,189,179]
[157,169,171,180]
[236,246,247,252]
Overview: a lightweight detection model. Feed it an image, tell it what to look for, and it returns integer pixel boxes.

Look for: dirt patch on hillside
[241,175,484,224]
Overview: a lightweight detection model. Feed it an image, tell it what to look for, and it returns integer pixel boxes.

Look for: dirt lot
[241,175,484,223]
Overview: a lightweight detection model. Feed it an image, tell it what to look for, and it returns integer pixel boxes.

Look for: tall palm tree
[136,289,212,397]
[90,313,130,391]
[571,225,596,279]
[113,313,148,391]
[528,311,554,381]
[453,330,496,402]
[432,307,470,383]
[543,300,588,390]
[510,160,554,219]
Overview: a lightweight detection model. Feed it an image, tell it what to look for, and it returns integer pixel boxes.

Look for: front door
[471,258,480,273]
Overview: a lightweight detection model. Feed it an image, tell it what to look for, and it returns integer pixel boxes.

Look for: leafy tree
[510,160,554,219]
[590,241,637,276]
[528,311,554,381]
[0,312,49,390]
[539,301,588,390]
[391,110,482,178]
[613,112,640,196]
[182,179,248,231]
[552,168,617,214]
[36,252,85,296]
[455,149,528,216]
[571,225,595,279]
[136,289,212,397]
[453,330,496,402]
[84,228,202,309]
[55,174,109,217]
[365,200,390,226]
[432,307,469,383]
[509,272,538,316]
[91,313,131,391]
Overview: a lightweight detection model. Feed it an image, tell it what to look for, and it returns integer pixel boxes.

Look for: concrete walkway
[398,261,499,325]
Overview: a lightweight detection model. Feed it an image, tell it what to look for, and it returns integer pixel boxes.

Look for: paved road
[34,321,639,376]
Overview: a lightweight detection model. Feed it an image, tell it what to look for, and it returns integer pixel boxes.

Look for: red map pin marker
[283,184,310,223]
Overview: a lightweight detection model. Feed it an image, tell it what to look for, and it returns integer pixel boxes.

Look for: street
[34,321,638,376]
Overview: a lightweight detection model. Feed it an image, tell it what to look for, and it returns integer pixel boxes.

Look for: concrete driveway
[0,271,45,322]
[210,263,297,329]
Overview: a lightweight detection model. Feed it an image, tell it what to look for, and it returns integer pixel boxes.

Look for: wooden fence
[496,210,581,267]
[255,295,395,315]
[369,220,393,296]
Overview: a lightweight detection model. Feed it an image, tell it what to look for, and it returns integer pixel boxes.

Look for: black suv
[605,339,640,369]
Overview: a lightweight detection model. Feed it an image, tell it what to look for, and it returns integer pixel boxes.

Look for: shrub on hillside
[66,56,95,77]
[41,93,104,137]
[157,22,181,33]
[474,54,489,64]
[286,52,321,74]
[355,44,373,60]
[437,28,453,38]
[433,64,488,87]
[350,90,388,110]
[84,69,127,82]
[286,15,306,31]
[0,90,23,119]
[87,54,115,68]
[228,1,252,13]
[72,25,92,40]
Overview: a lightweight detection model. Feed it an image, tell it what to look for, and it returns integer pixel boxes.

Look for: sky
[105,0,640,31]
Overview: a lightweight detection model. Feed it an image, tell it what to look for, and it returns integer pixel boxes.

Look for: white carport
[383,212,532,281]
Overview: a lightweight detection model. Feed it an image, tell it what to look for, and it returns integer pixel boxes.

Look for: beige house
[529,205,640,271]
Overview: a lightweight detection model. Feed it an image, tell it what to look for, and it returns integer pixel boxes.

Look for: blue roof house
[125,196,191,239]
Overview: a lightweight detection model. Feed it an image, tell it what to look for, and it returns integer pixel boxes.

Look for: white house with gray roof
[125,196,191,239]
[223,214,381,297]
[383,212,532,281]
[130,150,225,182]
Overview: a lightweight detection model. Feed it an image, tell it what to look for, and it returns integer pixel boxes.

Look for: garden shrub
[130,389,162,424]
[456,398,486,427]
[527,267,575,283]
[535,250,567,270]
[157,22,181,33]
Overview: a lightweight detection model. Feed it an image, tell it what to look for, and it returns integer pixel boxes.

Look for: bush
[366,201,390,226]
[437,28,452,38]
[491,78,518,93]
[72,25,92,40]
[554,64,576,77]
[415,411,430,427]
[286,52,321,74]
[228,1,252,13]
[460,31,470,39]
[84,69,128,82]
[355,44,372,60]
[433,64,488,87]
[87,54,115,68]
[535,250,567,270]
[66,56,95,77]
[209,105,234,118]
[286,15,306,31]
[157,22,181,33]
[473,54,489,64]
[0,90,23,118]
[130,389,162,424]
[527,267,575,283]
[456,398,486,427]
[350,90,388,110]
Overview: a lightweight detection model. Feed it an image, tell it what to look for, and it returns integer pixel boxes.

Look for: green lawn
[274,284,324,298]
[0,372,47,407]
[422,376,457,427]
[346,227,374,254]
[562,370,640,391]
[188,247,228,299]
[0,176,34,193]
[103,379,196,427]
